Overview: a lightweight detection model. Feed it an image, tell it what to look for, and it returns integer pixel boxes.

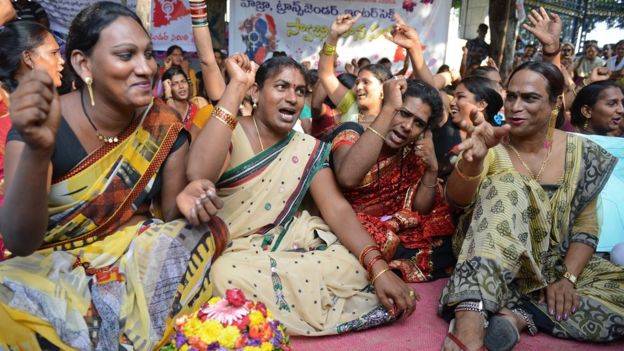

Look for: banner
[38,0,137,39]
[229,0,451,70]
[151,0,195,52]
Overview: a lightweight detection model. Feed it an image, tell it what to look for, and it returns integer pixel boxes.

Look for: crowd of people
[0,1,622,350]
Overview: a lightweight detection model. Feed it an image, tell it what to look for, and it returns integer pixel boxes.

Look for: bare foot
[442,311,485,351]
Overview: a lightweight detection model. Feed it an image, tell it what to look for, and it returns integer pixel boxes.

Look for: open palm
[522,7,561,48]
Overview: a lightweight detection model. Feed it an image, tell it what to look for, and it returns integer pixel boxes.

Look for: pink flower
[202,299,249,325]
[226,288,247,307]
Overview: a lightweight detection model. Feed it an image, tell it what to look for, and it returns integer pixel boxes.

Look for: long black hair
[0,21,50,92]
[65,1,146,88]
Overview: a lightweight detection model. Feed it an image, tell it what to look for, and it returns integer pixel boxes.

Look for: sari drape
[209,126,393,336]
[0,100,227,350]
[331,124,456,283]
[439,134,624,342]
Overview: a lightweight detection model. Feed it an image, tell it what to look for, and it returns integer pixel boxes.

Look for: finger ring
[409,290,415,298]
[416,145,423,150]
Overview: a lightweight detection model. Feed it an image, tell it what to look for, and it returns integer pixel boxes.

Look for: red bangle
[366,255,385,276]
[358,244,380,266]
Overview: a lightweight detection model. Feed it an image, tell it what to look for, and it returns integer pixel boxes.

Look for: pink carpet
[291,279,624,350]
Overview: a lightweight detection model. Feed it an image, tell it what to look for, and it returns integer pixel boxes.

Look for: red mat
[291,279,623,350]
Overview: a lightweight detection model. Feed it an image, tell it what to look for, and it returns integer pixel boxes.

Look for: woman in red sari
[332,77,456,283]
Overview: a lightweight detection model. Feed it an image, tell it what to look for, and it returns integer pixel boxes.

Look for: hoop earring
[84,77,95,106]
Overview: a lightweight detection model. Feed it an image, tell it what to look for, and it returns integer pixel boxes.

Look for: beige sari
[210,126,392,335]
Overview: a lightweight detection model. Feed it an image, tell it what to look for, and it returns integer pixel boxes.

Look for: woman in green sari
[0,3,227,349]
[439,58,624,351]
[187,53,418,336]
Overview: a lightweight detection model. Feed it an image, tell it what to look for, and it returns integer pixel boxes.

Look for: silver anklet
[455,300,489,328]
[511,308,538,336]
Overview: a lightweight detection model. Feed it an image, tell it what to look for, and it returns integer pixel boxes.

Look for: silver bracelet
[511,308,538,336]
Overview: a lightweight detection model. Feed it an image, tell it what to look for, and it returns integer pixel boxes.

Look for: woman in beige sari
[187,53,418,336]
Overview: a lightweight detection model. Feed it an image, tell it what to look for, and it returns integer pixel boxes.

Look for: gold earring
[84,77,95,106]
[583,118,590,130]
[380,92,384,100]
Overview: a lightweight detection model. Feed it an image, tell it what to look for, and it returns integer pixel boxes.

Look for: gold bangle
[213,106,237,130]
[366,126,386,141]
[454,158,483,181]
[321,42,337,56]
[371,267,391,285]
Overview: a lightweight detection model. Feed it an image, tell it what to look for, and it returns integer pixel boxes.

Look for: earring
[252,101,257,109]
[545,95,561,149]
[84,77,95,106]
[380,92,384,100]
[583,118,590,130]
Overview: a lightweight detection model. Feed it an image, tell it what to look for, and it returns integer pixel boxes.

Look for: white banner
[151,0,195,52]
[229,0,451,70]
[38,0,137,39]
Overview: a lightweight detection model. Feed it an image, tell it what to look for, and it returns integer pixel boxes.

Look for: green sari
[439,134,624,342]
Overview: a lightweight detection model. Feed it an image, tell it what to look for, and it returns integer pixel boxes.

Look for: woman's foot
[442,311,486,351]
[483,308,527,351]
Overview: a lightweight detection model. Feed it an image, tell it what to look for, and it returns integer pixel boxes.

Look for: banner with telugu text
[229,0,451,70]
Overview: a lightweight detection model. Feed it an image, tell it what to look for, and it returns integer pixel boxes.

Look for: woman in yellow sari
[0,3,226,349]
[187,51,418,336]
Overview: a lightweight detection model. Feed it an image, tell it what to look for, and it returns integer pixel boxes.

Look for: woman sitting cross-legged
[0,2,227,349]
[187,53,418,336]
[330,77,456,283]
[440,60,624,351]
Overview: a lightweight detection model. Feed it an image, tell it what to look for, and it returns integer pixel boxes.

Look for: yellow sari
[210,126,393,336]
[0,100,227,350]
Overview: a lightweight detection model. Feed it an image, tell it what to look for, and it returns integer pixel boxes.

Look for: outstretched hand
[330,13,361,39]
[456,104,510,162]
[9,69,61,152]
[384,13,421,51]
[177,179,224,226]
[224,53,259,90]
[523,6,561,50]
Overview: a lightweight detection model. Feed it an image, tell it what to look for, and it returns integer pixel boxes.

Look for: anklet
[511,308,538,336]
[455,300,489,328]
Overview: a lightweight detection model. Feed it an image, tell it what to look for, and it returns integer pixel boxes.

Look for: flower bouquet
[162,288,292,351]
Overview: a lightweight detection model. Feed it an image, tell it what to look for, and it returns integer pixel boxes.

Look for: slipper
[484,315,520,351]
[446,319,487,351]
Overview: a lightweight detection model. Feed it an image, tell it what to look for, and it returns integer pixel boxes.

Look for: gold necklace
[507,143,552,182]
[252,116,265,151]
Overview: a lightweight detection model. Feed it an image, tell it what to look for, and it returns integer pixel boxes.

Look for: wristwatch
[563,271,577,287]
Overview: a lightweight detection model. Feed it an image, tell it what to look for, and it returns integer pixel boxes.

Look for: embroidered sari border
[270,140,331,251]
[218,132,295,188]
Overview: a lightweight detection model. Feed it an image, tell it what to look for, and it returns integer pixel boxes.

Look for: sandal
[484,308,537,351]
[445,319,487,351]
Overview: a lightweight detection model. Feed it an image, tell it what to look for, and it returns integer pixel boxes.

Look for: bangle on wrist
[366,255,385,277]
[321,42,337,56]
[212,105,237,130]
[358,244,380,266]
[371,267,391,285]
[419,177,439,189]
[454,157,484,181]
[542,45,561,57]
[366,126,386,142]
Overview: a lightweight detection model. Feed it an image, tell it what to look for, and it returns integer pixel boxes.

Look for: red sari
[332,123,456,282]
[0,99,9,260]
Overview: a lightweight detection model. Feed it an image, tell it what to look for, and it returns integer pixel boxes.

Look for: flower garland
[161,288,292,351]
